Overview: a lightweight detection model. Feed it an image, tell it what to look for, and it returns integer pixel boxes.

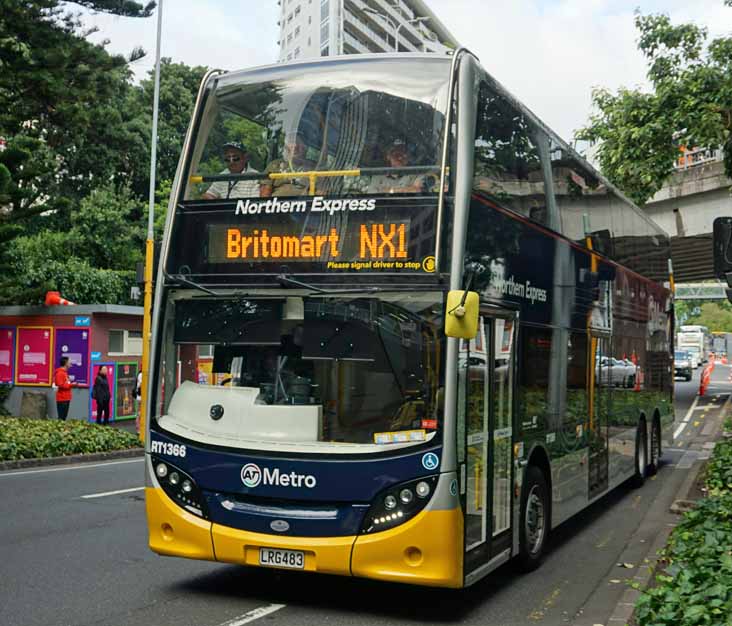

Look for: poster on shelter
[90,362,116,423]
[0,328,15,384]
[115,362,137,420]
[54,328,90,386]
[16,327,52,386]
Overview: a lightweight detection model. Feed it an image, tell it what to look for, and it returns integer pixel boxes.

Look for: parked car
[674,350,693,381]
[595,356,627,387]
[617,358,637,388]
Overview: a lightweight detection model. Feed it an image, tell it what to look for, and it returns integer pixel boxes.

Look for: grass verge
[0,417,142,461]
[635,440,732,625]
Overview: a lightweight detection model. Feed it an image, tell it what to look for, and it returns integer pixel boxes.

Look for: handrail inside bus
[189,165,441,196]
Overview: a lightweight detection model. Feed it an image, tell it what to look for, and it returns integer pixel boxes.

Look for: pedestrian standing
[54,356,74,420]
[92,365,112,425]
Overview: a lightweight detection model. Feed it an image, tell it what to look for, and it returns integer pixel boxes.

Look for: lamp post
[396,17,430,52]
[363,7,430,52]
[362,7,397,51]
[140,0,163,442]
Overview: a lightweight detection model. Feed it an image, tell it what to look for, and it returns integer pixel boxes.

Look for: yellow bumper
[352,507,464,588]
[147,486,464,587]
[211,523,355,576]
[146,487,215,560]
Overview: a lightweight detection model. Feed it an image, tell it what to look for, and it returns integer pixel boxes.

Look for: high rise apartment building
[277,0,458,62]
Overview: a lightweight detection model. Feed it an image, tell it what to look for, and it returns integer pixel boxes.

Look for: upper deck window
[184,57,450,202]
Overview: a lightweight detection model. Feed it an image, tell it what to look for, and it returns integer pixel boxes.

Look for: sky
[77,0,731,142]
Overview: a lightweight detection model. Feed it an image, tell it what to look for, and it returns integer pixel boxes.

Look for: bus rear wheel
[517,465,549,572]
[632,422,648,487]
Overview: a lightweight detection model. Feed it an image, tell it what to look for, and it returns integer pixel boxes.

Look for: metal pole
[140,0,163,442]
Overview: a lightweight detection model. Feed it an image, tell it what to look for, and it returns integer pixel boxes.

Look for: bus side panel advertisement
[0,327,15,384]
[90,362,116,422]
[54,327,90,386]
[15,326,53,386]
[115,362,138,420]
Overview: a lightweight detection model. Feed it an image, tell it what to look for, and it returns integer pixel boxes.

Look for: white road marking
[0,458,143,478]
[674,395,700,439]
[218,604,286,626]
[80,486,144,499]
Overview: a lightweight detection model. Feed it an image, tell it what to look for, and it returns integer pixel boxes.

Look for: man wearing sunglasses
[202,141,260,199]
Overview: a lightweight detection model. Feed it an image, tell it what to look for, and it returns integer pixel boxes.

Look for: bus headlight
[152,456,209,520]
[361,475,438,534]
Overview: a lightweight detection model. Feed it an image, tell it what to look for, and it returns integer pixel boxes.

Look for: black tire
[685,374,692,382]
[632,422,648,488]
[627,375,635,389]
[648,419,662,476]
[516,465,550,572]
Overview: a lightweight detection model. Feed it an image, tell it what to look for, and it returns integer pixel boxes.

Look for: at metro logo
[240,463,317,489]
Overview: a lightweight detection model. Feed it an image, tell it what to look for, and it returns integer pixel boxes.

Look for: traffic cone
[44,291,75,306]
[634,366,641,392]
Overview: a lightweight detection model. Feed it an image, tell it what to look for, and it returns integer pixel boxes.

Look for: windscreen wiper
[277,274,381,295]
[277,274,326,292]
[166,273,222,296]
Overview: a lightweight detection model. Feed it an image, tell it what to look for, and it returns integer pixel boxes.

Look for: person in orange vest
[54,356,74,420]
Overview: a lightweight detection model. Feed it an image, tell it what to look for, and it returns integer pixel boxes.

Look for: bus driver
[202,141,260,200]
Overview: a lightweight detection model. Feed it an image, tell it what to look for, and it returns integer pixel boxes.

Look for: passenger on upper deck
[202,141,260,200]
[261,131,316,197]
[365,139,434,194]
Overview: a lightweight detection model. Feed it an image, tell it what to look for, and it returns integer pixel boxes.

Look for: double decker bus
[145,51,674,588]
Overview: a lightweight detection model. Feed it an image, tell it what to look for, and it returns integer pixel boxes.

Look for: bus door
[459,312,516,576]
[588,334,610,498]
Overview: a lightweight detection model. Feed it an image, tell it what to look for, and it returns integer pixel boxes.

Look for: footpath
[599,364,732,626]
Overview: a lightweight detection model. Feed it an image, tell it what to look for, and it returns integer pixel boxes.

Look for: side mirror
[445,290,479,339]
[713,217,732,282]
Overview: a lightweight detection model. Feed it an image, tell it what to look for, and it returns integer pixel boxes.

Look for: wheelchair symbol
[422,452,439,471]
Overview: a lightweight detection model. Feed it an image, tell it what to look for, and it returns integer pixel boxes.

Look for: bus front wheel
[516,465,549,572]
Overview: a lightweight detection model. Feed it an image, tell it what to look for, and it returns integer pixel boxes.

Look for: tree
[127,59,209,197]
[0,0,155,303]
[1,185,143,305]
[0,0,154,245]
[683,301,732,332]
[577,1,732,205]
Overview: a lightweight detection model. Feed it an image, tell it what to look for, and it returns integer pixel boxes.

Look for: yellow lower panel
[145,487,215,560]
[351,507,464,588]
[211,523,355,576]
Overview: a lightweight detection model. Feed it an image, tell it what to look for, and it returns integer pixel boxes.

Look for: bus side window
[472,77,554,229]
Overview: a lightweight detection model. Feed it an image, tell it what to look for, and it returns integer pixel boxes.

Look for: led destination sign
[219,223,408,262]
[179,196,437,274]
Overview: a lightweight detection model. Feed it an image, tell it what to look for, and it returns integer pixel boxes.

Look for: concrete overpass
[643,148,731,283]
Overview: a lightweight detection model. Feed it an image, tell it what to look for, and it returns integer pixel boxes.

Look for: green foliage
[0,416,141,461]
[3,245,135,305]
[677,300,732,332]
[705,440,732,495]
[635,440,732,625]
[128,59,209,197]
[1,184,143,304]
[577,1,732,205]
[0,3,210,305]
[71,184,145,270]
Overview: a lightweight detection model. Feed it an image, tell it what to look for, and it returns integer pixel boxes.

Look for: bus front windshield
[154,291,445,453]
[185,57,451,200]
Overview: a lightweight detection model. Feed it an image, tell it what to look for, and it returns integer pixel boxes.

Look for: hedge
[0,417,142,461]
[635,440,732,625]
